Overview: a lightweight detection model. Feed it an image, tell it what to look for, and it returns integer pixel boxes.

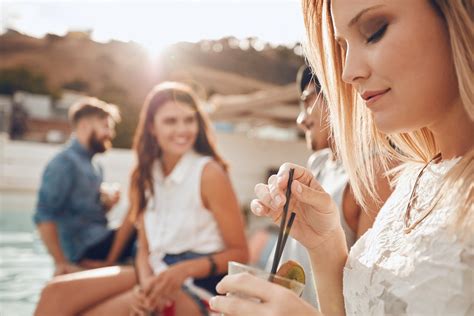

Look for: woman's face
[331,0,459,134]
[151,100,199,157]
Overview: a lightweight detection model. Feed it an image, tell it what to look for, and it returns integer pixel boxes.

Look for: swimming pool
[0,210,53,316]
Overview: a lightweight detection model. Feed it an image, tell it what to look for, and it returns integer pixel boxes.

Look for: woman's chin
[166,145,193,157]
[373,114,408,135]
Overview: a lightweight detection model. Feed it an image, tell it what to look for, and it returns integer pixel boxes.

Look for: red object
[162,301,175,316]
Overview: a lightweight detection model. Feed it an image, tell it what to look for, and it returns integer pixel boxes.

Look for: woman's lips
[361,88,391,107]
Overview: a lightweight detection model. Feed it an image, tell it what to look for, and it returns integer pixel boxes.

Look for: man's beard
[88,131,111,154]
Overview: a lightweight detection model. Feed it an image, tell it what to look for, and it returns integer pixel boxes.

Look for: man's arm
[34,154,77,275]
[37,221,81,276]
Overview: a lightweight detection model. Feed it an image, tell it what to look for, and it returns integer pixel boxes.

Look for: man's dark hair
[297,65,321,94]
[68,97,121,126]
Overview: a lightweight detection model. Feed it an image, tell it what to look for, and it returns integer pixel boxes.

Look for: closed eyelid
[163,117,177,123]
[360,15,389,33]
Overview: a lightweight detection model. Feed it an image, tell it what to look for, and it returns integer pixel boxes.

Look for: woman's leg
[35,266,136,316]
[173,290,203,316]
[82,289,135,316]
[83,288,203,316]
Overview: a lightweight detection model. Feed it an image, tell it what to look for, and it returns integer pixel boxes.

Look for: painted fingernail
[274,195,282,206]
[255,204,263,214]
[296,182,302,193]
[209,296,217,308]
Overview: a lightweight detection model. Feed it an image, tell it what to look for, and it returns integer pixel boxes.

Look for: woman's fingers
[216,273,274,302]
[147,284,165,309]
[255,178,286,210]
[212,273,273,316]
[209,294,265,316]
[130,304,147,316]
[290,180,334,213]
[131,287,149,316]
[254,183,273,208]
[268,175,286,209]
[212,273,295,316]
[250,199,267,216]
[277,163,314,185]
[250,200,282,222]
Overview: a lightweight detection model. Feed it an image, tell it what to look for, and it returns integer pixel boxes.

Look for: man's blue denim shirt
[33,138,111,263]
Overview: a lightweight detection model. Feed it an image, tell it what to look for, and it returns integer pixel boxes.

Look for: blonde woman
[210,0,473,315]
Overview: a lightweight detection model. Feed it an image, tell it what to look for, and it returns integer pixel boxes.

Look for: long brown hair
[129,82,228,220]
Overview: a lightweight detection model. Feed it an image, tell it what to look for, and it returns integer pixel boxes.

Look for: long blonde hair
[302,0,473,229]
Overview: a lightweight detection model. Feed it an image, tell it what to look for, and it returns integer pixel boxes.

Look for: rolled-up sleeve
[33,155,74,224]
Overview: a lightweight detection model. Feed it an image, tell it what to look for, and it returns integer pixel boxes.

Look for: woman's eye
[164,118,176,124]
[367,24,388,43]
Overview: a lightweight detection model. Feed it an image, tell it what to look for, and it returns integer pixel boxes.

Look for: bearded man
[34,98,136,276]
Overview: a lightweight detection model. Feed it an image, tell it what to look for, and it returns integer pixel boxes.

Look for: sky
[1,0,307,56]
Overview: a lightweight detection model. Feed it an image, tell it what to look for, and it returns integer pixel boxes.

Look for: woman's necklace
[404,152,443,234]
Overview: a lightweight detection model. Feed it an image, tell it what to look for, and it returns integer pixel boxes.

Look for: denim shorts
[163,251,226,316]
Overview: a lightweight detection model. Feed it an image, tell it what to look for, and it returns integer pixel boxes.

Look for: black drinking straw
[279,212,296,260]
[270,168,295,275]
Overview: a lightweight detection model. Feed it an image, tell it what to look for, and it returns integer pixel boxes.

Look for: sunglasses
[299,88,323,113]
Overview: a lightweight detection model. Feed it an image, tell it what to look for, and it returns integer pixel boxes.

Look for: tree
[98,82,137,149]
[0,67,50,95]
[62,79,90,93]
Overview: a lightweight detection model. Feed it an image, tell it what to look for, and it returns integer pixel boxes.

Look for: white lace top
[344,158,473,315]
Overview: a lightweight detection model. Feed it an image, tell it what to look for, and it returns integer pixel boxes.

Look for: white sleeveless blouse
[344,157,473,315]
[144,151,225,274]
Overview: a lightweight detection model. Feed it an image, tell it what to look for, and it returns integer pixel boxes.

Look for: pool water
[0,210,53,315]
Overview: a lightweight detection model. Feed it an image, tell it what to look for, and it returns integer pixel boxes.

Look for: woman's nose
[341,46,370,85]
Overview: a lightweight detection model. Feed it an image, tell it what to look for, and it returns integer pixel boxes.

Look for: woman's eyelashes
[366,23,388,44]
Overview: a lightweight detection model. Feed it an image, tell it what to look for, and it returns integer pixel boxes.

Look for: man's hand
[54,262,82,276]
[100,183,121,212]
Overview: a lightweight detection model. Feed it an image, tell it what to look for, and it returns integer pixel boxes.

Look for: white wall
[14,91,51,119]
[0,132,309,221]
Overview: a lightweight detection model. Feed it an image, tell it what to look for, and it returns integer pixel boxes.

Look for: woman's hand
[130,285,152,316]
[251,163,341,250]
[142,264,187,311]
[53,262,82,276]
[209,273,320,316]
